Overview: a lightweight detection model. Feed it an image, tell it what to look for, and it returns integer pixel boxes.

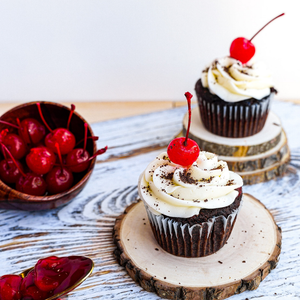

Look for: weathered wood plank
[0,100,300,299]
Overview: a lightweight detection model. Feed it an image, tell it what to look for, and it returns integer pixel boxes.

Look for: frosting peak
[139,152,243,218]
[201,56,273,102]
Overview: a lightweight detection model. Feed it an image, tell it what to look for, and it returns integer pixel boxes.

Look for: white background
[0,1,297,102]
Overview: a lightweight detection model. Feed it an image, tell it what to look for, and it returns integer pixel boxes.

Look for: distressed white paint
[0,100,300,299]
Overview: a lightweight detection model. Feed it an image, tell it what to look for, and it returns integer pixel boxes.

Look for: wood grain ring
[113,194,281,300]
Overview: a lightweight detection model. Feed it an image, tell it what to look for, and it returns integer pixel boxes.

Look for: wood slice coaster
[236,150,290,185]
[220,131,289,172]
[183,108,282,157]
[113,194,281,300]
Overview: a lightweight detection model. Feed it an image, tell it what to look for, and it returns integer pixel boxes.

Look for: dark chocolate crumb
[218,261,223,264]
[155,248,159,251]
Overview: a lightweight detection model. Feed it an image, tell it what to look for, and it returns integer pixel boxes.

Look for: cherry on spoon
[18,256,94,300]
[0,274,22,300]
[167,92,200,167]
[230,13,284,64]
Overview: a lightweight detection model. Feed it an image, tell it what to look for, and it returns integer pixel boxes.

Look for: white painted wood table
[1,100,300,299]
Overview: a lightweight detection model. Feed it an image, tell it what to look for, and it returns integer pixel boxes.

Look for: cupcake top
[201,56,273,102]
[139,151,243,218]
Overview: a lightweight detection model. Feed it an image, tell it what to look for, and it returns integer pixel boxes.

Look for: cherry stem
[55,142,64,173]
[37,103,53,133]
[1,145,9,169]
[0,143,26,177]
[0,129,9,141]
[183,92,193,147]
[62,146,108,168]
[0,120,20,130]
[67,104,76,130]
[16,118,22,130]
[249,13,284,42]
[1,144,8,161]
[75,136,99,147]
[83,123,88,153]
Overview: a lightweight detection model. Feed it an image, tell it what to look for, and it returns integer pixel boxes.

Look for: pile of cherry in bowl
[0,102,106,196]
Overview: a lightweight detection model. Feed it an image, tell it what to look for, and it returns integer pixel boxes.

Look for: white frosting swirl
[201,57,273,102]
[138,152,243,218]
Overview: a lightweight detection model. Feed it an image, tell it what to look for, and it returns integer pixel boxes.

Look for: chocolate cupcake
[138,151,243,257]
[195,57,276,138]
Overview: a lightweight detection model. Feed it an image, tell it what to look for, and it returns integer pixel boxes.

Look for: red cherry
[2,133,27,160]
[16,173,47,196]
[34,256,71,293]
[20,270,49,300]
[230,37,255,64]
[45,128,76,155]
[0,159,24,184]
[17,118,46,145]
[45,167,73,194]
[37,103,76,155]
[34,256,93,296]
[229,13,284,64]
[64,147,107,170]
[167,137,199,166]
[0,274,22,300]
[167,92,200,167]
[45,143,73,194]
[26,147,56,175]
[66,149,90,173]
[66,123,90,173]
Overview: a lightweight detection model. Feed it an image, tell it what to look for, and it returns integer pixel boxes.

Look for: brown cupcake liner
[197,93,274,138]
[145,204,241,258]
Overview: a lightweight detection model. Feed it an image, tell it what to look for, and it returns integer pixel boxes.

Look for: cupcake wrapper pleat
[197,93,273,138]
[145,205,240,257]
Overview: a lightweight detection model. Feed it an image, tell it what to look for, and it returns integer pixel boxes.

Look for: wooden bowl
[0,101,97,211]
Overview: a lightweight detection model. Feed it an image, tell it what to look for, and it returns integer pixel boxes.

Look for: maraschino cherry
[66,123,91,173]
[230,13,284,64]
[17,118,46,145]
[0,274,22,300]
[167,92,200,167]
[37,103,76,155]
[20,270,49,300]
[0,145,24,184]
[46,143,74,194]
[0,129,27,160]
[26,146,56,175]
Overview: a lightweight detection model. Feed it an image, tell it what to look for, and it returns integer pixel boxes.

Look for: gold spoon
[19,257,94,300]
